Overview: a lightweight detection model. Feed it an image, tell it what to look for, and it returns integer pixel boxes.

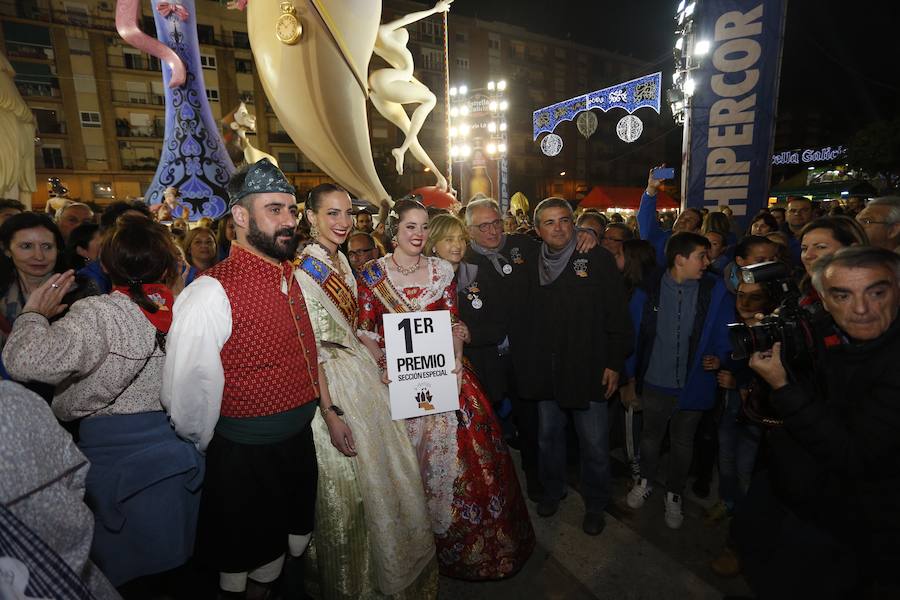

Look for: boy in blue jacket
[622,231,735,529]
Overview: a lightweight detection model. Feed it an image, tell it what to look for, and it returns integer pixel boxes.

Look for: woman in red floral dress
[357,200,534,580]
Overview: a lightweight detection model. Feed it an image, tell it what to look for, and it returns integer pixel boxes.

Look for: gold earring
[310,224,319,239]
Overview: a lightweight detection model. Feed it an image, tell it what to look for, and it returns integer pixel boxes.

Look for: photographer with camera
[734,247,900,598]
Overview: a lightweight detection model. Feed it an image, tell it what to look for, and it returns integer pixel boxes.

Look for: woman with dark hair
[1,215,203,587]
[66,222,101,272]
[358,200,535,580]
[748,211,779,237]
[798,216,867,307]
[1,213,67,355]
[297,183,438,599]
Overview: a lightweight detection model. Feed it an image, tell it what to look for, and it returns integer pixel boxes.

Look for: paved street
[439,452,752,600]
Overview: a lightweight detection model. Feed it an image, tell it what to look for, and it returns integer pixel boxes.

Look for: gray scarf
[538,234,577,286]
[469,234,510,277]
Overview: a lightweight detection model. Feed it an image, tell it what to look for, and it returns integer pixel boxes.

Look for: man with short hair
[738,246,900,597]
[460,197,598,501]
[624,232,734,530]
[354,209,373,233]
[637,167,702,265]
[523,198,632,536]
[0,198,25,225]
[56,202,94,242]
[856,196,900,252]
[346,231,379,274]
[163,159,319,598]
[769,206,786,228]
[786,197,813,237]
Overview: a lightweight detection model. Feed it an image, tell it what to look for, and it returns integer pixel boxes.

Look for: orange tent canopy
[578,186,679,210]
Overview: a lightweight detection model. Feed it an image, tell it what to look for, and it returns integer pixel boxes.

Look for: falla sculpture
[114,0,451,204]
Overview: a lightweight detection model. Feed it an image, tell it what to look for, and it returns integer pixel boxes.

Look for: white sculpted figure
[0,53,36,207]
[369,0,451,191]
[227,101,279,167]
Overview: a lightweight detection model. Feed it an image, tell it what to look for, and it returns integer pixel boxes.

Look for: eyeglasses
[472,219,502,233]
[857,218,890,226]
[348,247,376,257]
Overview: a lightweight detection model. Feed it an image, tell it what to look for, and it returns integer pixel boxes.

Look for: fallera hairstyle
[533,197,573,225]
[734,234,778,260]
[665,231,711,268]
[799,216,868,248]
[383,197,427,248]
[424,213,468,257]
[100,214,180,314]
[181,226,218,267]
[0,212,67,292]
[306,182,350,213]
[54,201,93,222]
[811,245,900,295]
[99,200,152,232]
[747,211,779,235]
[701,211,731,236]
[465,197,501,226]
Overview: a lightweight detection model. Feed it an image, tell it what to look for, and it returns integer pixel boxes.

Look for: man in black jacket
[519,197,632,536]
[741,246,900,598]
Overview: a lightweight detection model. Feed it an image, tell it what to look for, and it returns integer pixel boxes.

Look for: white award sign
[383,310,459,420]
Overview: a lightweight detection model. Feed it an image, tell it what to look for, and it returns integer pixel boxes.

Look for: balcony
[107,54,162,73]
[111,89,165,106]
[115,119,165,139]
[35,156,72,170]
[15,80,61,99]
[5,41,54,61]
[121,157,159,171]
[36,121,67,135]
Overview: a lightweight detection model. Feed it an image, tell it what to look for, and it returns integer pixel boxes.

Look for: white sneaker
[664,492,684,529]
[626,478,653,509]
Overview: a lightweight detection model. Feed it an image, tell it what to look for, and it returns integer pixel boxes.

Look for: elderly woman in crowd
[181,226,218,285]
[1,215,203,587]
[748,211,779,237]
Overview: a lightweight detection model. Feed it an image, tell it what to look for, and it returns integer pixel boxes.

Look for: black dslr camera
[727,262,817,364]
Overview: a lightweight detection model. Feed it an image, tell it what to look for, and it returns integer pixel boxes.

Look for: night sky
[447,0,899,151]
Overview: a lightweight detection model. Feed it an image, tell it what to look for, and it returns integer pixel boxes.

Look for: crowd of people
[1,161,899,599]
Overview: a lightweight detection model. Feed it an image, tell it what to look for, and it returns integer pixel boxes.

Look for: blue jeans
[538,400,610,512]
[717,389,761,510]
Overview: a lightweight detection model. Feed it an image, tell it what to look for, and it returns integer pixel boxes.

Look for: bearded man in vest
[163,159,320,598]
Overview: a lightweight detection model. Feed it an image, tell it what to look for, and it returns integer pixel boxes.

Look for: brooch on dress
[466,282,483,310]
[510,247,524,265]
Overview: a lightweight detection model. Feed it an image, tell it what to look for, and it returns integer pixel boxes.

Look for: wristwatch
[320,404,344,418]
[275,2,302,45]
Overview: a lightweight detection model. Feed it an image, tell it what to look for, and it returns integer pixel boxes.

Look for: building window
[510,40,525,60]
[455,31,467,43]
[41,147,65,169]
[555,47,566,59]
[235,58,253,74]
[200,54,217,70]
[206,88,220,102]
[92,182,114,198]
[420,48,443,71]
[239,90,254,104]
[455,57,469,70]
[197,24,215,45]
[488,36,500,51]
[80,111,101,128]
[232,31,250,49]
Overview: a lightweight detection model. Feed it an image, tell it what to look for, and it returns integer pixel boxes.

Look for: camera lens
[728,323,755,360]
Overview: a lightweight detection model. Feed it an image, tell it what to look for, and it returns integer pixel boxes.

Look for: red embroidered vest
[205,245,319,418]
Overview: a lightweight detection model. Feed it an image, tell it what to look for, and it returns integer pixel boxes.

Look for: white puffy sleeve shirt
[161,276,232,452]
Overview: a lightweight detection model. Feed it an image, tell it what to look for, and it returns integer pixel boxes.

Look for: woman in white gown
[295,184,437,599]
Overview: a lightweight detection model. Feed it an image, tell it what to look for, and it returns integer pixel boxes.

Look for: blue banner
[684,0,787,228]
[533,72,661,140]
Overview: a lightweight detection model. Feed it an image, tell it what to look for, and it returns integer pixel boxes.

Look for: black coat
[460,234,538,405]
[767,315,900,583]
[513,245,633,408]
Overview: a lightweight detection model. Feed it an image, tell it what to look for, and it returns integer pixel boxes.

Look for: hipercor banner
[684,1,788,228]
